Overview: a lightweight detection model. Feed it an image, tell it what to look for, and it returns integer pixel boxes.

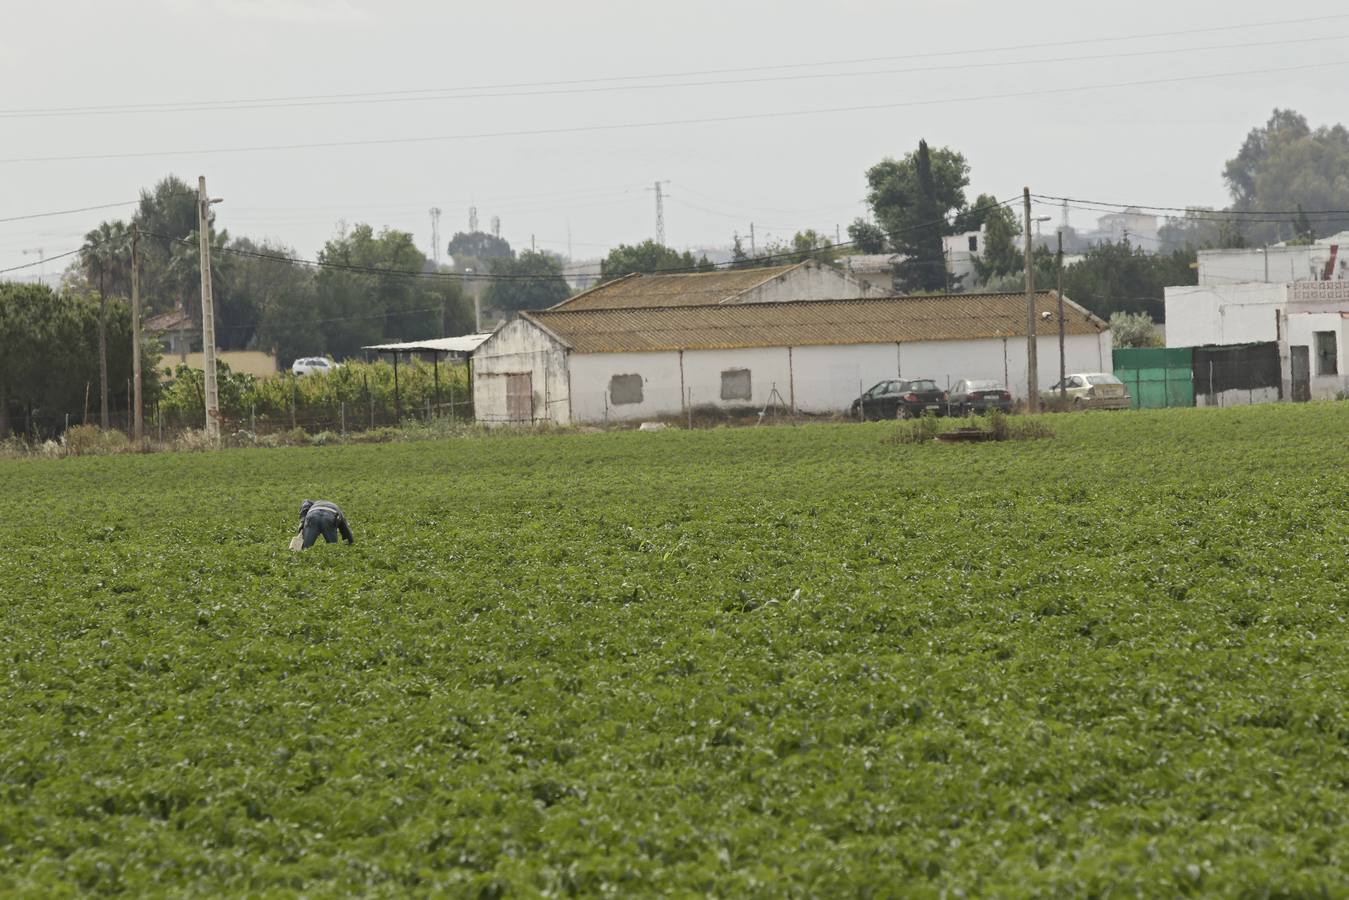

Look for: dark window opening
[1314,331,1338,375]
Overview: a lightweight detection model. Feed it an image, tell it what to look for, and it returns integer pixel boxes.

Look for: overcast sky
[3,0,1348,280]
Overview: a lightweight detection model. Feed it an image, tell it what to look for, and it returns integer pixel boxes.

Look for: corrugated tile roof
[522,292,1105,354]
[550,264,804,310]
[144,308,195,331]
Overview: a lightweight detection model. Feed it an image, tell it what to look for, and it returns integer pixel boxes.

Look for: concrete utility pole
[1023,187,1038,412]
[131,224,143,443]
[197,176,222,444]
[1056,229,1066,400]
[429,207,442,266]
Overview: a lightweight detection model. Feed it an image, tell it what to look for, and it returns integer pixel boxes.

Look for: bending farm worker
[296,499,355,549]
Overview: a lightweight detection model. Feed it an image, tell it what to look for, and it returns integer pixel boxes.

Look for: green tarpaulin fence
[1113,347,1194,409]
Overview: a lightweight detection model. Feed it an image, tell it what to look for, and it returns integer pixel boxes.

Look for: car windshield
[1085,374,1121,385]
[904,380,938,391]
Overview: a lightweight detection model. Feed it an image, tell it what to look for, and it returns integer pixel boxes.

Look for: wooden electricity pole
[197,176,221,444]
[1023,187,1038,412]
[131,223,144,443]
[1056,229,1066,401]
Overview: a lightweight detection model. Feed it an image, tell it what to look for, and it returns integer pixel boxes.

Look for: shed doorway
[506,372,534,421]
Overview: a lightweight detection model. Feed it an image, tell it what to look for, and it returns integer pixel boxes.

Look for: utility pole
[131,224,144,443]
[1023,187,1038,413]
[429,207,442,266]
[468,205,479,234]
[1056,229,1066,401]
[197,176,222,444]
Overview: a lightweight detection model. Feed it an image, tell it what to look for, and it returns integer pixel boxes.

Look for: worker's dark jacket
[299,499,354,547]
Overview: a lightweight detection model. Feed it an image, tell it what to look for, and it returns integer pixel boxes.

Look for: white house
[552,260,875,311]
[1196,232,1349,286]
[1165,280,1348,401]
[473,292,1112,425]
[1085,208,1160,252]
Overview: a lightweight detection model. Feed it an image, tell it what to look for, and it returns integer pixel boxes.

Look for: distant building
[473,291,1111,424]
[1164,280,1347,402]
[1085,208,1159,251]
[1196,232,1349,286]
[144,303,196,359]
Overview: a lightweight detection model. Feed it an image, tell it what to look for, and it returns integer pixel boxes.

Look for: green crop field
[2,404,1347,896]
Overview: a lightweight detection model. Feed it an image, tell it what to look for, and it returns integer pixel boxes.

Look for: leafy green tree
[788,230,839,265]
[0,282,160,436]
[311,225,445,360]
[978,240,1196,323]
[730,234,751,269]
[973,202,1023,284]
[846,218,887,253]
[1109,311,1163,348]
[865,142,969,246]
[600,240,700,281]
[447,231,513,263]
[890,141,949,293]
[1224,109,1349,242]
[483,250,572,313]
[132,175,204,317]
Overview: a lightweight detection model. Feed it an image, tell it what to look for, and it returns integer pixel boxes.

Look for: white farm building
[473,288,1112,425]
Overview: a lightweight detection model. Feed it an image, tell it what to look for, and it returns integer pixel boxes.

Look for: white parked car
[291,357,340,376]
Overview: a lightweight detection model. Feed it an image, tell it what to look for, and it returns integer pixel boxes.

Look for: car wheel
[898,406,913,420]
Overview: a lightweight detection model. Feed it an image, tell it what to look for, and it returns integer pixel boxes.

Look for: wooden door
[506,372,533,421]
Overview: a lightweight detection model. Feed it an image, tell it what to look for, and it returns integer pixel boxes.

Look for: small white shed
[473,291,1111,425]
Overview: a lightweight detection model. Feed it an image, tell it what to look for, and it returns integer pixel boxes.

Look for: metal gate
[1291,346,1311,402]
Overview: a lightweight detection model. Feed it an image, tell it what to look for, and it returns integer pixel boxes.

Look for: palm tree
[80,221,129,429]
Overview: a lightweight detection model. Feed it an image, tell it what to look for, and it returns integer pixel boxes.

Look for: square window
[720,368,752,401]
[1314,331,1338,375]
[609,374,643,405]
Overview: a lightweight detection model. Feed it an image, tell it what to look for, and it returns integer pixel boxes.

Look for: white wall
[1286,311,1349,400]
[472,317,571,425]
[1198,243,1349,286]
[739,261,874,303]
[1164,283,1287,347]
[560,332,1111,423]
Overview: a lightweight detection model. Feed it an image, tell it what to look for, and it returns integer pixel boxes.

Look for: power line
[7,33,1347,120]
[1034,194,1349,219]
[6,12,1346,119]
[0,200,138,224]
[7,59,1349,166]
[135,196,1021,281]
[0,245,84,275]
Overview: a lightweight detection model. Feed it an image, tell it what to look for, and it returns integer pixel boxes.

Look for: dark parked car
[850,378,948,420]
[948,379,1013,415]
[849,379,905,420]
